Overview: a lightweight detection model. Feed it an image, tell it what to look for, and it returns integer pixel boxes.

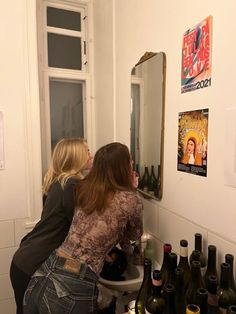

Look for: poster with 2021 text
[181,16,212,93]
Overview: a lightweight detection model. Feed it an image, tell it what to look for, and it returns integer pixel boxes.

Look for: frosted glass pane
[49,79,84,148]
[47,7,81,31]
[48,33,82,70]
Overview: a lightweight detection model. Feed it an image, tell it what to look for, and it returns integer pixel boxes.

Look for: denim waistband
[41,251,98,282]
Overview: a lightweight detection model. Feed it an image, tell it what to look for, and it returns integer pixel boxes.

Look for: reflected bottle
[225,254,236,293]
[207,275,219,314]
[190,233,207,276]
[148,165,157,196]
[218,262,236,313]
[145,270,165,314]
[185,260,205,305]
[135,164,141,189]
[203,245,218,286]
[161,243,172,286]
[141,166,150,193]
[178,239,191,292]
[186,304,200,314]
[154,165,161,199]
[163,283,176,314]
[144,239,155,270]
[135,258,152,314]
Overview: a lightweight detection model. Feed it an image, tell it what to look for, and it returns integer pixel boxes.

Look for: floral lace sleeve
[119,194,143,255]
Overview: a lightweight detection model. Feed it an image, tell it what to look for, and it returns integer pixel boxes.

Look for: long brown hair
[75,142,134,214]
[42,138,89,195]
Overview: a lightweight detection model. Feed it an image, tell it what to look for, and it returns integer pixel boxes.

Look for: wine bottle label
[180,246,188,257]
[219,308,227,314]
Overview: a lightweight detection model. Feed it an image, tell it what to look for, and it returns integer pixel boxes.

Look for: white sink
[99,263,143,292]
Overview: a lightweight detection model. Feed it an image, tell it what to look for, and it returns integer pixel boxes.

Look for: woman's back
[59,190,143,274]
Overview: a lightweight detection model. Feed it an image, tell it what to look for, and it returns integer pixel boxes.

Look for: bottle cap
[180,239,188,247]
[228,305,236,314]
[164,243,172,253]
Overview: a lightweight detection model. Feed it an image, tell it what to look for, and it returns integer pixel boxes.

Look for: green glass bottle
[135,258,152,314]
[145,270,165,314]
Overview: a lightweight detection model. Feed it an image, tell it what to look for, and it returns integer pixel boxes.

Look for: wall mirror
[130,51,166,200]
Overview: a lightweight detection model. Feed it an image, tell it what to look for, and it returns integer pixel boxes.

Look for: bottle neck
[180,246,188,258]
[208,251,216,268]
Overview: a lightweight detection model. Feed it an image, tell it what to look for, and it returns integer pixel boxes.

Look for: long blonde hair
[42,138,89,195]
[75,142,134,215]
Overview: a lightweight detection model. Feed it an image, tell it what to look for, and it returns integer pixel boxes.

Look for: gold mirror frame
[130,52,166,200]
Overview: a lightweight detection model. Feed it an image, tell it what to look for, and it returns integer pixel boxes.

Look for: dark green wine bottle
[185,260,205,305]
[163,283,176,314]
[145,270,165,314]
[160,243,172,286]
[190,233,206,276]
[178,239,191,292]
[174,267,186,314]
[207,275,219,314]
[196,287,208,314]
[165,252,177,286]
[225,254,236,293]
[218,262,236,312]
[135,258,152,314]
[203,245,218,286]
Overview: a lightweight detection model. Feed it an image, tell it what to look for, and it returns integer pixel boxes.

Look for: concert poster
[177,109,209,176]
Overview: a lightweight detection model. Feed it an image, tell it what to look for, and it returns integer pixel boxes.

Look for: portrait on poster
[0,111,5,170]
[177,109,209,177]
[181,15,212,93]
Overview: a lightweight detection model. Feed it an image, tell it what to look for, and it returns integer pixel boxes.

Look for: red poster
[181,16,212,93]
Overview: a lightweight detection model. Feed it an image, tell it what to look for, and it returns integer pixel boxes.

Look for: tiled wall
[142,198,236,275]
[0,219,27,314]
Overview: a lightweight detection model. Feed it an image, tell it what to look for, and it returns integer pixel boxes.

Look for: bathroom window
[37,0,92,174]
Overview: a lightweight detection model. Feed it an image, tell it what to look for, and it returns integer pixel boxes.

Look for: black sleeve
[62,179,78,223]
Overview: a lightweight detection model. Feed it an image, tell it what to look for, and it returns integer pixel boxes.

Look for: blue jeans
[23,251,98,314]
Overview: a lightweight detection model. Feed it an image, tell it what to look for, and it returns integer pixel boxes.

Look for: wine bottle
[225,254,236,293]
[144,239,155,270]
[160,243,172,286]
[163,283,176,314]
[148,165,157,196]
[141,166,150,193]
[228,305,236,313]
[165,252,177,286]
[190,233,207,276]
[174,267,186,314]
[178,239,191,292]
[207,275,219,314]
[154,165,161,199]
[189,250,200,264]
[145,270,165,314]
[196,287,208,314]
[185,260,205,305]
[135,258,152,314]
[186,304,200,314]
[218,262,236,313]
[204,245,218,286]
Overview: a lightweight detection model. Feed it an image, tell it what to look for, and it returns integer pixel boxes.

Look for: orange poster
[177,109,209,176]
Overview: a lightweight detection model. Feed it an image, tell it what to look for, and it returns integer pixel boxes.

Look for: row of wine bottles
[135,233,236,313]
[136,164,161,197]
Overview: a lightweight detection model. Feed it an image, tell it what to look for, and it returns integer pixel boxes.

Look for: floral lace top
[59,191,143,275]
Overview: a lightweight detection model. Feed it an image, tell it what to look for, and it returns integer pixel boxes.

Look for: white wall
[94,0,236,281]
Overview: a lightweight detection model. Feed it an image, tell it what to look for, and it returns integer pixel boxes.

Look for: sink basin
[99,263,143,292]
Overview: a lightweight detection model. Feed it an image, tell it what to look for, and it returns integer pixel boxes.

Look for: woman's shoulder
[116,190,143,206]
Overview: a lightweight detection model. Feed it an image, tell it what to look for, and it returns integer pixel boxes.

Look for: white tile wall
[0,298,16,314]
[0,221,15,248]
[0,247,16,275]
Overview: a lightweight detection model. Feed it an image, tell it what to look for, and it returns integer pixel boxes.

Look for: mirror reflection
[130,52,166,200]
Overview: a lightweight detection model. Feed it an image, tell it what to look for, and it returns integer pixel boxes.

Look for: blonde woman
[10,138,93,314]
